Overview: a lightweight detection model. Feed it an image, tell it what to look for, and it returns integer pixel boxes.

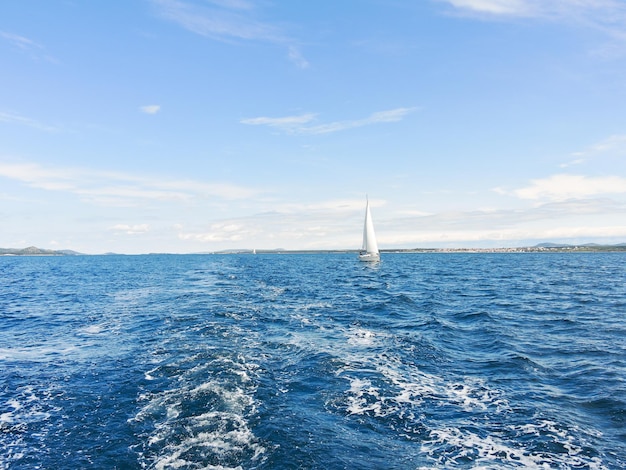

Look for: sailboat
[359,197,380,262]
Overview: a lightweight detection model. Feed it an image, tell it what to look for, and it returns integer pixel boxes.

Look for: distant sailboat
[359,197,380,262]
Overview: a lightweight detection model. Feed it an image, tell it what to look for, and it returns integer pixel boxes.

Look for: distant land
[0,246,83,256]
[212,243,626,254]
[2,243,626,256]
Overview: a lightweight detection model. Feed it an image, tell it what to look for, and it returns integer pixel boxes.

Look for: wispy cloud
[559,158,585,169]
[178,220,251,243]
[438,0,626,19]
[0,30,57,62]
[240,113,316,129]
[0,111,60,132]
[512,174,626,201]
[565,134,626,165]
[287,45,309,69]
[0,30,43,51]
[110,224,151,235]
[441,0,532,16]
[241,107,416,135]
[0,161,261,206]
[151,0,309,68]
[557,134,626,168]
[140,105,161,115]
[152,0,279,41]
[208,0,255,10]
[438,0,626,52]
[560,134,626,168]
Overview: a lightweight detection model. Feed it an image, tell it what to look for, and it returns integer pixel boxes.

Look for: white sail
[359,197,380,262]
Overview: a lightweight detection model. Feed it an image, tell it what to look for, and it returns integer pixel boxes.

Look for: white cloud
[240,113,316,129]
[383,224,626,246]
[153,0,280,41]
[0,161,261,206]
[208,0,255,10]
[439,0,626,44]
[171,194,626,250]
[241,108,416,135]
[275,198,374,212]
[438,0,626,47]
[513,174,626,201]
[140,105,161,114]
[559,158,584,169]
[377,197,626,247]
[287,45,309,69]
[559,134,626,168]
[0,31,43,51]
[439,0,626,18]
[177,217,341,246]
[174,197,372,247]
[152,0,308,68]
[573,134,626,159]
[110,224,151,235]
[0,111,59,132]
[0,30,58,63]
[178,222,249,243]
[0,162,76,189]
[442,0,532,16]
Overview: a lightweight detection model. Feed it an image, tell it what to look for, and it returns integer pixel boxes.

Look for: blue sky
[2,0,626,254]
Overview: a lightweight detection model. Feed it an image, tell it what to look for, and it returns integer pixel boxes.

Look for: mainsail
[359,197,380,261]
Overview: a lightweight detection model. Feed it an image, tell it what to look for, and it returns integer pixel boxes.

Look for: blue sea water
[1,253,625,469]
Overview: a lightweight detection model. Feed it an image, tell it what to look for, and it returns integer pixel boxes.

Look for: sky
[1,0,626,254]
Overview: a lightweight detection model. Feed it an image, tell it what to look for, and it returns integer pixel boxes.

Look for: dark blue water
[1,253,625,469]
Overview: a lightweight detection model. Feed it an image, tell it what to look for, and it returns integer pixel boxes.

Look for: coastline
[2,244,626,257]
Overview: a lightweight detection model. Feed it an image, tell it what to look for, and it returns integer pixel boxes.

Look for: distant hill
[0,246,81,256]
[56,249,83,255]
[534,242,571,248]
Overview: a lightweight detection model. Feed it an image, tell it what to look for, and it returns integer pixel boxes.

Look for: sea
[1,252,625,469]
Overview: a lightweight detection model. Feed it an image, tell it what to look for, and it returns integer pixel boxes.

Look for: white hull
[358,252,380,262]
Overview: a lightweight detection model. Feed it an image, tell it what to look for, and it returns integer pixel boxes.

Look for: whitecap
[347,328,377,346]
[421,424,608,469]
[78,324,105,335]
[132,350,265,469]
